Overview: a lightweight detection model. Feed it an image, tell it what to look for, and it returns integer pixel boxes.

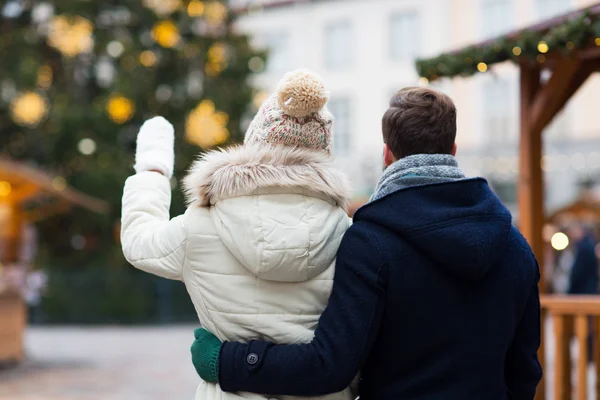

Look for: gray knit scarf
[371,154,467,202]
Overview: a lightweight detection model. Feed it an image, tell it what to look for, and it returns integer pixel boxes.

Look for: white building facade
[232,0,600,214]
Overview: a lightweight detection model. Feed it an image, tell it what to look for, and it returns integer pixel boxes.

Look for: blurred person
[567,223,599,295]
[120,70,354,400]
[191,87,542,400]
[566,222,599,362]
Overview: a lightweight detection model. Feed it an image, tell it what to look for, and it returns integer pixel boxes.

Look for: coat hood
[355,179,513,280]
[183,145,352,282]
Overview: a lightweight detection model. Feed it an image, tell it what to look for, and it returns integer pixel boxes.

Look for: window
[481,0,515,39]
[328,97,352,155]
[324,21,353,69]
[482,77,518,144]
[260,33,289,72]
[534,0,571,21]
[390,11,419,61]
[545,106,570,139]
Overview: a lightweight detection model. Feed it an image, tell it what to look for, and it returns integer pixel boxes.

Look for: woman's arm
[120,117,187,280]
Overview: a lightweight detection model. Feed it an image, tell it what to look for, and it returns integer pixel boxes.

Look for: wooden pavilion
[0,158,108,363]
[417,3,600,399]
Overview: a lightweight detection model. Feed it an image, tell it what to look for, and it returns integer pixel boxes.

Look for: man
[191,87,542,399]
[567,224,599,295]
[567,223,598,361]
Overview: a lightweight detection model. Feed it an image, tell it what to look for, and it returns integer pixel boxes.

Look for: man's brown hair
[382,87,457,159]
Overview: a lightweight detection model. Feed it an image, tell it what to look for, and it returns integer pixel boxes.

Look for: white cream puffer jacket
[121,144,353,400]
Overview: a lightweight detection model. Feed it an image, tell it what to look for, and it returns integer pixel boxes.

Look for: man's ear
[383,144,397,167]
[451,143,457,157]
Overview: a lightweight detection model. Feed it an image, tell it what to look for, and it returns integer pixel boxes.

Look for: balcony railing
[541,295,600,400]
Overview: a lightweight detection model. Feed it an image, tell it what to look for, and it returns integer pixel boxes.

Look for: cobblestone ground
[2,322,598,399]
[0,326,199,400]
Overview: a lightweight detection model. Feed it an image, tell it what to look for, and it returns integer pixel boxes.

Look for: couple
[121,69,542,400]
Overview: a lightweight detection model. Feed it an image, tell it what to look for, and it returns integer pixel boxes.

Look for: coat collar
[183,144,352,210]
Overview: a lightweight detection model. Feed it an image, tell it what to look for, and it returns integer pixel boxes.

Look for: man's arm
[219,224,388,396]
[505,268,543,400]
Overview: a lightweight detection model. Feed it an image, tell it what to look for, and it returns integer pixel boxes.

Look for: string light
[185,99,229,149]
[107,41,124,58]
[418,77,429,86]
[205,42,227,76]
[204,1,228,25]
[537,54,546,63]
[140,50,157,67]
[143,0,181,16]
[551,232,569,251]
[47,15,94,57]
[151,20,180,48]
[37,65,53,89]
[0,182,12,197]
[106,94,135,124]
[417,15,600,80]
[253,91,269,109]
[52,176,67,192]
[477,62,487,72]
[248,56,265,73]
[10,92,48,126]
[78,138,97,155]
[188,0,205,17]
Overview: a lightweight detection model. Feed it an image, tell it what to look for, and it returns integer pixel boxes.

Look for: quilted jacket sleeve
[121,171,188,280]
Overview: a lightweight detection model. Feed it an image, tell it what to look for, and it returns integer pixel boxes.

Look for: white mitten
[134,116,175,179]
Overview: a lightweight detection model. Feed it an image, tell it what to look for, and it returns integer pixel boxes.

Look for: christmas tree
[0,0,264,322]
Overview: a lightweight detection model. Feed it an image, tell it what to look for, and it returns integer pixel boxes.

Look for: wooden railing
[541,295,600,400]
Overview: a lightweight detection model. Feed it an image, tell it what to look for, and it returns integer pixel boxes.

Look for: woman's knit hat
[244,69,333,153]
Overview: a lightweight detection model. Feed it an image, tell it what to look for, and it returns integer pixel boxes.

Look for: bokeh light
[551,232,569,251]
[106,94,135,124]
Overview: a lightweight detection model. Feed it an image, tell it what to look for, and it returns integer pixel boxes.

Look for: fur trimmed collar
[183,145,352,209]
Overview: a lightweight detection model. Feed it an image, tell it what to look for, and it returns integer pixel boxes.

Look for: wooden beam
[550,63,595,116]
[8,184,41,204]
[530,58,581,134]
[577,46,600,61]
[0,158,109,214]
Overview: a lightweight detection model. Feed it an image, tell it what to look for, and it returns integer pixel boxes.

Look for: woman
[120,69,354,400]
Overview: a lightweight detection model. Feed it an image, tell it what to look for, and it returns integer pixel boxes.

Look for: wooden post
[519,63,547,400]
[518,63,544,284]
[554,314,573,400]
[520,58,593,400]
[575,315,589,400]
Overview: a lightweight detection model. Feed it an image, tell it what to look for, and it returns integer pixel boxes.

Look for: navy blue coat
[568,234,599,295]
[218,179,542,400]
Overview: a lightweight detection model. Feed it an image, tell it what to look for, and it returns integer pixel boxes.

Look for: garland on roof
[416,12,600,81]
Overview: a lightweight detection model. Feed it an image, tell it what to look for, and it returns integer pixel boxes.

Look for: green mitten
[191,328,223,383]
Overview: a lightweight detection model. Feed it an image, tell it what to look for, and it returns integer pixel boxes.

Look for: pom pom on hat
[244,68,333,153]
[276,69,328,117]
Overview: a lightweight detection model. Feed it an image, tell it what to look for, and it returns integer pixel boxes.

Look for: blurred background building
[1,1,600,398]
[231,0,600,217]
